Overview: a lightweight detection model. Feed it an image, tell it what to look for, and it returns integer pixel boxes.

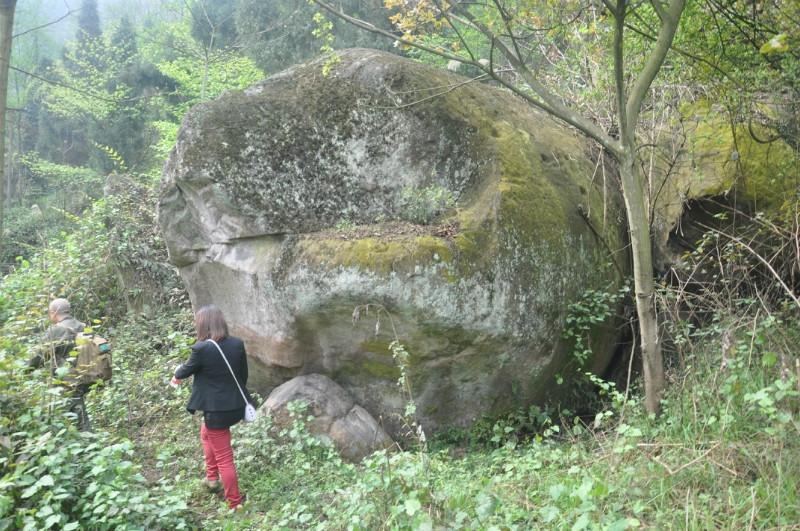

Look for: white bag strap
[208,339,250,404]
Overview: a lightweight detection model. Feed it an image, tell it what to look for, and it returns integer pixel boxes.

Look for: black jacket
[175,337,252,414]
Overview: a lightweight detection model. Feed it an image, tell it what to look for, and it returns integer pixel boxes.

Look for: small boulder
[265,374,394,462]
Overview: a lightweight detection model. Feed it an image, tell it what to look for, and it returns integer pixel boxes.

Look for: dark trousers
[67,388,92,432]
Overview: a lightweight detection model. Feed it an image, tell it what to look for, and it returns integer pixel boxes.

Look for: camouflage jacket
[28,316,87,370]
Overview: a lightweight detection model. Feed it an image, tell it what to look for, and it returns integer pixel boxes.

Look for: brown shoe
[200,478,221,491]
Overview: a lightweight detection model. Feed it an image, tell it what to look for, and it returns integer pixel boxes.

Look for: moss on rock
[159,48,631,439]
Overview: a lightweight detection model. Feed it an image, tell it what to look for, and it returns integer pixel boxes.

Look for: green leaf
[590,482,610,497]
[405,497,421,516]
[759,33,789,55]
[37,475,55,487]
[44,515,62,529]
[21,484,38,498]
[572,512,591,531]
[539,505,560,523]
[550,483,567,500]
[574,479,594,500]
[607,517,636,531]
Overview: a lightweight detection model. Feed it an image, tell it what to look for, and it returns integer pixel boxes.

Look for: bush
[401,184,456,224]
[1,206,72,275]
[0,181,195,530]
[0,321,192,530]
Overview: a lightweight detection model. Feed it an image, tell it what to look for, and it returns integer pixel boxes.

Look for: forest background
[0,0,799,530]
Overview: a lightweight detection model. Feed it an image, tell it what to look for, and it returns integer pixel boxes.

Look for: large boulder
[652,102,799,269]
[158,48,630,439]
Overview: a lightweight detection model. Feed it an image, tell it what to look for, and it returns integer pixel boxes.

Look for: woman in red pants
[173,304,252,510]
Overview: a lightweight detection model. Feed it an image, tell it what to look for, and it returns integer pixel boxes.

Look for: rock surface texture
[158,48,630,439]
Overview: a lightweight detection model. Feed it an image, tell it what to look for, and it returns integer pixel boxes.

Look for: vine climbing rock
[158,48,631,440]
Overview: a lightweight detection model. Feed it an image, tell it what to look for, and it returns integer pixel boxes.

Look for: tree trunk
[0,0,16,264]
[619,153,665,415]
[611,0,683,416]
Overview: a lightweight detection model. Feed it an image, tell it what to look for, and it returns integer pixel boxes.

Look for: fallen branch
[647,441,722,476]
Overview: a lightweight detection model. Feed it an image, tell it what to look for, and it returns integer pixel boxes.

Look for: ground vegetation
[1,0,799,529]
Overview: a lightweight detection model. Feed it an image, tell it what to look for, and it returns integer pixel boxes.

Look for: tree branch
[311,0,620,157]
[12,7,74,39]
[11,65,167,104]
[625,0,686,135]
[695,220,800,311]
[648,0,667,22]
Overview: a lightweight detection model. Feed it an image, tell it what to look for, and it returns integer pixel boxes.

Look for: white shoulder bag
[209,340,257,423]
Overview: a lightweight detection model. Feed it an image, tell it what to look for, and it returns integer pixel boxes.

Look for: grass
[5,140,799,530]
[77,308,800,531]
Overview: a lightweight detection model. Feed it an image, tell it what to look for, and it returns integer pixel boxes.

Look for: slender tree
[32,13,169,175]
[0,0,16,262]
[144,0,272,102]
[234,0,398,75]
[313,0,687,415]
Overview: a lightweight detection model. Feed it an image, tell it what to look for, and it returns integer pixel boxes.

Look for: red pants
[200,423,243,508]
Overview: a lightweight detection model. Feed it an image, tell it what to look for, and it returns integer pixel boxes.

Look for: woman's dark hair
[195,304,229,342]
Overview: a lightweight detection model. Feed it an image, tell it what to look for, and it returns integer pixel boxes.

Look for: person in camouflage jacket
[28,298,92,431]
